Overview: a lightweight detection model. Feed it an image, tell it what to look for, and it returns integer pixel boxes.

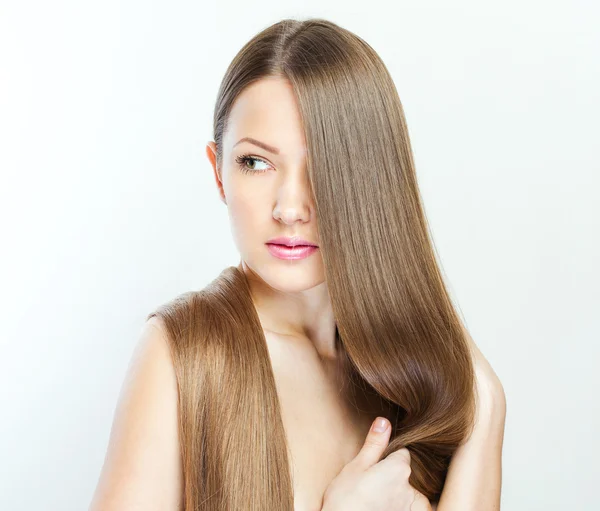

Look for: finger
[385,446,411,465]
[412,488,434,511]
[368,447,412,482]
[349,417,391,472]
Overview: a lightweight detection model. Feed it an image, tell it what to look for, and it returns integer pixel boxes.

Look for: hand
[321,417,432,511]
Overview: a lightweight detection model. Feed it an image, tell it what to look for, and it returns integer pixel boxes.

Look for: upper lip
[267,236,318,247]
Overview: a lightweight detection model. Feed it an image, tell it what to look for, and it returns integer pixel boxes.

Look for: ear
[206,141,226,205]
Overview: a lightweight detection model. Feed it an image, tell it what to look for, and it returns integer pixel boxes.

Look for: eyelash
[235,153,271,174]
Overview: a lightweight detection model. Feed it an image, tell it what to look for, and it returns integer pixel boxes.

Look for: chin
[249,257,325,292]
[268,269,325,293]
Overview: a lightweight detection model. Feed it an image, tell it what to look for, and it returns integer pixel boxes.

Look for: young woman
[90,17,506,511]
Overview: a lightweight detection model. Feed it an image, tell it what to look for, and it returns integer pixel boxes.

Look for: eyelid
[235,153,274,174]
[245,154,273,166]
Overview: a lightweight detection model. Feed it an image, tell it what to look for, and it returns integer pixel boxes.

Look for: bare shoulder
[89,317,183,511]
[460,322,505,398]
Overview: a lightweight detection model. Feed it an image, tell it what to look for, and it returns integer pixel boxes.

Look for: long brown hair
[148,17,477,510]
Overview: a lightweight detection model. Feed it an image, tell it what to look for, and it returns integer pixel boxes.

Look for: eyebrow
[233,137,280,155]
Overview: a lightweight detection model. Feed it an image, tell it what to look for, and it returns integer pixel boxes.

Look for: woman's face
[206,76,325,293]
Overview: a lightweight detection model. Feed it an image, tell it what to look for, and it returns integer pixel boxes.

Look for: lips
[266,236,318,247]
[266,243,319,260]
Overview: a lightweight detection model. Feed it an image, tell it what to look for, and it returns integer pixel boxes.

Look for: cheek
[226,191,267,253]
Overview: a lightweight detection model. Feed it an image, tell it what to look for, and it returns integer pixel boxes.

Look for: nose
[272,169,313,225]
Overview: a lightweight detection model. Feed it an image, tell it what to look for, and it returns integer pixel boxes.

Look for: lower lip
[266,243,319,260]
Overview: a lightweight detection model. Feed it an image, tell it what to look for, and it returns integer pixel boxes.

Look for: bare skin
[263,327,375,510]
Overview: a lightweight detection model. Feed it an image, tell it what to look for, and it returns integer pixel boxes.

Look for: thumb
[350,417,391,472]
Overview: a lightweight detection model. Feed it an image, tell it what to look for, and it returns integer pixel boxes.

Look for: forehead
[224,76,307,158]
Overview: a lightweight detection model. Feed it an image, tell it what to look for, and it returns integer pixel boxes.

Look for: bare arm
[434,329,507,511]
[89,318,183,511]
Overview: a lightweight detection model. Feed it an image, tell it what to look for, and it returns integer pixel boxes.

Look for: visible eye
[234,153,272,174]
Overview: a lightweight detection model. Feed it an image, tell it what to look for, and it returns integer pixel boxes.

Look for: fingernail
[372,417,389,433]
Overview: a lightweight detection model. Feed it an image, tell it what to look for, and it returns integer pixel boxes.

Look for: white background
[1,1,598,509]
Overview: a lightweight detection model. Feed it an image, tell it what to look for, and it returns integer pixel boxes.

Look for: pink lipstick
[266,236,319,261]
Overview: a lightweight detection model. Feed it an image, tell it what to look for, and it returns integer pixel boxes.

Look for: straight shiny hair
[148,17,477,510]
